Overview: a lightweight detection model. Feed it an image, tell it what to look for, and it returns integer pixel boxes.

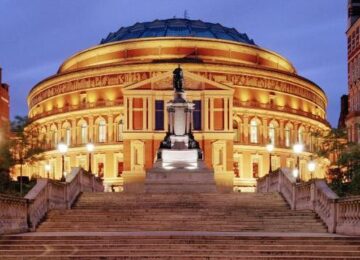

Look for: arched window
[285,126,291,147]
[65,127,71,146]
[98,120,106,142]
[233,120,240,142]
[250,119,258,143]
[269,123,275,145]
[50,125,58,148]
[117,120,124,141]
[81,123,88,144]
[298,127,304,144]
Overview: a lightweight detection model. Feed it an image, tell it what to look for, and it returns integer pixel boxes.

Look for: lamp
[86,141,94,174]
[266,143,274,174]
[44,164,51,179]
[307,160,316,180]
[57,141,68,182]
[293,143,303,182]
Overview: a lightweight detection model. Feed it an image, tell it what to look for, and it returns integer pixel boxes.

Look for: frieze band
[29,70,325,109]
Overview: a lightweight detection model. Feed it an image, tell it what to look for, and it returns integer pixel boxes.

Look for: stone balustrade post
[329,200,338,233]
[92,175,95,192]
[278,171,282,192]
[291,184,297,210]
[265,176,270,192]
[310,180,316,210]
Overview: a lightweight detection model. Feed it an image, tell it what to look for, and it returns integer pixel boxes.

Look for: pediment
[123,70,233,92]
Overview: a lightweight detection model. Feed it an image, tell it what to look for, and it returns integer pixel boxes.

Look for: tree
[9,116,44,195]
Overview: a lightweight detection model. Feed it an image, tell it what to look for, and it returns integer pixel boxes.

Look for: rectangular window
[117,161,123,177]
[193,100,201,130]
[155,100,164,130]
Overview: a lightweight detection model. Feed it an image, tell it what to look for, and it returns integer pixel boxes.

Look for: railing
[30,99,124,121]
[257,168,360,235]
[0,195,28,235]
[233,99,329,126]
[0,167,103,234]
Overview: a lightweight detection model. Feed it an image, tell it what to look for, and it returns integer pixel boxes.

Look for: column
[210,97,214,131]
[108,114,114,142]
[262,118,268,145]
[279,119,285,147]
[204,97,209,131]
[88,116,94,143]
[124,97,128,131]
[129,98,133,131]
[224,97,229,131]
[71,119,76,145]
[243,116,249,144]
[229,97,233,131]
[142,97,146,131]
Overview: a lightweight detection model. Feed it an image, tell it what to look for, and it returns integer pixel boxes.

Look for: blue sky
[0,0,347,127]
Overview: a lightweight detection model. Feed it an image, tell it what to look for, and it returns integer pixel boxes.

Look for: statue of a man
[173,66,184,92]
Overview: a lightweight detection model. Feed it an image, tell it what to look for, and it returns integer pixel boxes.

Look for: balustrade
[257,168,360,235]
[0,167,103,234]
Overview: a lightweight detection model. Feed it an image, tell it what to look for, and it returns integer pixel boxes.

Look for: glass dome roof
[100,18,255,45]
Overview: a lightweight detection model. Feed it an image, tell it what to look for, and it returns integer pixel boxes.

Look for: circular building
[25,18,329,191]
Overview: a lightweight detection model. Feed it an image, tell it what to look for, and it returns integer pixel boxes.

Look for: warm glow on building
[16,18,329,191]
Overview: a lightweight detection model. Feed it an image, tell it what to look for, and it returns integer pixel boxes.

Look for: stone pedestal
[145,161,216,193]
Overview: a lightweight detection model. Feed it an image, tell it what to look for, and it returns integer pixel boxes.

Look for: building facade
[346,0,360,143]
[0,68,10,129]
[19,19,330,190]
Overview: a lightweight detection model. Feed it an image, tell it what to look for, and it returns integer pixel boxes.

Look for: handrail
[0,167,103,234]
[257,168,360,235]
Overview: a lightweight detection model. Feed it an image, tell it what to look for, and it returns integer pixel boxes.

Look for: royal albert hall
[24,19,330,191]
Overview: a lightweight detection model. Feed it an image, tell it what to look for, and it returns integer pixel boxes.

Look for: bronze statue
[173,66,184,92]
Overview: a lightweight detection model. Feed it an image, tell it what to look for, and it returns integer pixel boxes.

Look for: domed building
[24,19,329,191]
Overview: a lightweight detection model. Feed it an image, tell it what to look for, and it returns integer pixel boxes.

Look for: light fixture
[307,160,316,180]
[266,143,274,153]
[86,141,95,174]
[292,168,299,178]
[293,143,303,154]
[266,143,274,174]
[44,164,51,179]
[57,141,68,182]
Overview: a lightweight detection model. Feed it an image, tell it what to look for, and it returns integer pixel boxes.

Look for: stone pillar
[279,120,285,147]
[204,97,209,131]
[142,97,146,131]
[108,114,114,142]
[262,118,268,144]
[129,98,133,131]
[71,119,76,145]
[88,116,94,143]
[243,116,249,145]
[210,97,214,131]
[224,97,229,131]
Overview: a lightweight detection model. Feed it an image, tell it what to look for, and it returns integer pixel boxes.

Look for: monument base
[145,161,216,193]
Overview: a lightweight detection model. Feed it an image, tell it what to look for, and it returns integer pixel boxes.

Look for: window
[65,127,71,146]
[155,100,164,130]
[285,127,291,147]
[269,123,275,145]
[99,120,106,142]
[250,119,258,143]
[233,120,240,142]
[193,100,202,130]
[117,120,124,141]
[81,123,88,144]
[298,127,303,143]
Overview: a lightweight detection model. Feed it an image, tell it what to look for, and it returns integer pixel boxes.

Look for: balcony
[233,99,329,126]
[30,99,124,121]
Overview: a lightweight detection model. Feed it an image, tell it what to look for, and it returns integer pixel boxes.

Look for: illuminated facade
[346,0,360,143]
[20,19,329,190]
[0,68,10,129]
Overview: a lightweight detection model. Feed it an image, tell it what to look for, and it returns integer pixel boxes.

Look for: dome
[100,18,256,45]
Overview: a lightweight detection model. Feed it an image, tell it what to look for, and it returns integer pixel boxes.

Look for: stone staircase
[37,192,326,233]
[1,192,360,259]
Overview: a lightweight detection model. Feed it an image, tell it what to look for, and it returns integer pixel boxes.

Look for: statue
[173,66,184,92]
